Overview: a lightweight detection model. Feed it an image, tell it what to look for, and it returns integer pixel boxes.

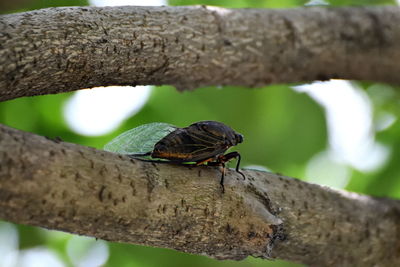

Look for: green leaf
[104,123,176,154]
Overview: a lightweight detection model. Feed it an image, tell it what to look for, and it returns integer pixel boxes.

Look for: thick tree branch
[1,6,400,101]
[1,123,400,265]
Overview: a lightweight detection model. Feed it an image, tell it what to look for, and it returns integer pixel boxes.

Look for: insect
[104,121,245,192]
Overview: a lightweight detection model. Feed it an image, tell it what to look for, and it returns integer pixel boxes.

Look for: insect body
[105,121,245,192]
[152,121,243,162]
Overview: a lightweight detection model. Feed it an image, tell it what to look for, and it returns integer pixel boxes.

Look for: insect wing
[185,123,229,159]
[185,134,228,161]
[152,125,229,162]
[104,122,177,154]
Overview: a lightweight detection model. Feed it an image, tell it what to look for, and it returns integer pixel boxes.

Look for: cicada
[104,121,245,192]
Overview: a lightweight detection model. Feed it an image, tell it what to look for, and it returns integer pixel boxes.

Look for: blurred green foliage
[346,83,400,198]
[0,0,399,266]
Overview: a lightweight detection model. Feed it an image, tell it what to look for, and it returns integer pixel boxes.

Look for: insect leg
[219,152,246,180]
[129,156,170,164]
[128,153,175,164]
[129,155,200,167]
[195,157,215,166]
[220,162,226,193]
[128,152,152,157]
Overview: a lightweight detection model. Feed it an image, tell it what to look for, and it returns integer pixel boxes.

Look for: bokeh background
[1,0,400,266]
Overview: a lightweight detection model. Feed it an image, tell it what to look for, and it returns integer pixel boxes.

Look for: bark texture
[1,6,400,101]
[1,124,400,266]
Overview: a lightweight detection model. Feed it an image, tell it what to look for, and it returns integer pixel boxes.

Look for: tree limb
[1,123,400,266]
[1,6,400,101]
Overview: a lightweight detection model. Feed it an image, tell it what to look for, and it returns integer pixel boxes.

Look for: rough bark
[1,6,400,101]
[1,123,399,266]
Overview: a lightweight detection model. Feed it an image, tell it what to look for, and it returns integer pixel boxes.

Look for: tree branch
[1,123,400,265]
[1,6,400,101]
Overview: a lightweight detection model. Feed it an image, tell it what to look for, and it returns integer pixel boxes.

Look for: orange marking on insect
[195,157,215,165]
[152,151,192,160]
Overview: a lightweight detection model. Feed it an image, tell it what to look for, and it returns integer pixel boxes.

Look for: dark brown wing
[151,127,229,162]
[188,121,243,146]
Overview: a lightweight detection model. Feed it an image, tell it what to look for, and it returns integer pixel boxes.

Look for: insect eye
[236,134,243,144]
